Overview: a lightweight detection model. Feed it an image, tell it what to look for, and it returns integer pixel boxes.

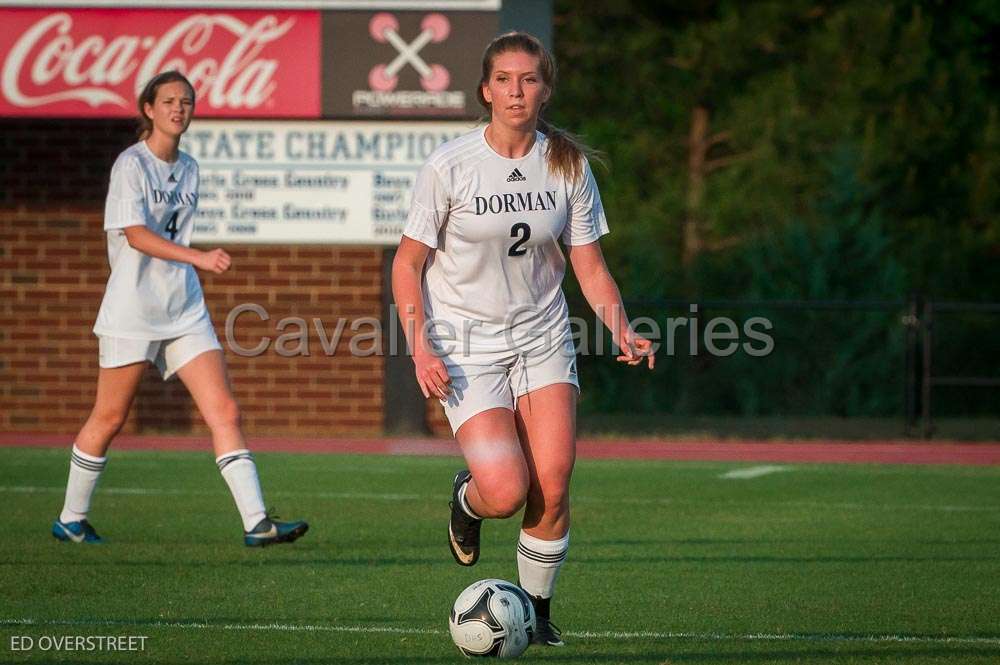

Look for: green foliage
[554,0,1000,416]
[709,148,906,416]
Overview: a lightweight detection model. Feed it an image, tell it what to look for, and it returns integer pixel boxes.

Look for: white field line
[2,485,999,512]
[1,618,998,646]
[720,465,791,479]
[0,486,422,501]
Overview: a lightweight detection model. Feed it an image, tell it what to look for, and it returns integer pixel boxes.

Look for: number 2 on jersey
[164,211,179,241]
[508,222,531,257]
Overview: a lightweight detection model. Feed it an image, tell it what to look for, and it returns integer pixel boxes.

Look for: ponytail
[536,117,605,184]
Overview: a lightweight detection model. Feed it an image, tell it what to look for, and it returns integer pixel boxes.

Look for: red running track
[1,432,998,465]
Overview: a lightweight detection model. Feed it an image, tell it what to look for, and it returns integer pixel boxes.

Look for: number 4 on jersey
[508,222,531,256]
[164,211,179,241]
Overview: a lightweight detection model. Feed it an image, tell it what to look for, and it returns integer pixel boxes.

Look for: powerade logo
[352,13,464,111]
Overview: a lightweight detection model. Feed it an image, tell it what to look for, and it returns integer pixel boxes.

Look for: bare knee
[88,407,127,438]
[527,478,571,519]
[204,398,241,431]
[478,482,527,518]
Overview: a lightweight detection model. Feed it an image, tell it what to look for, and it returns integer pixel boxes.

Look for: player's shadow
[133,366,193,433]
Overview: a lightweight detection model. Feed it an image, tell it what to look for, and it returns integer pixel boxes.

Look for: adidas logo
[506,168,526,182]
[168,173,177,183]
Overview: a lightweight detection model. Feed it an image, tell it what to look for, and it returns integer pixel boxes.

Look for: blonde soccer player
[52,71,308,547]
[392,33,654,646]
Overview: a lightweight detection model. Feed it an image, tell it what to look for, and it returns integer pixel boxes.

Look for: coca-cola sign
[0,9,320,117]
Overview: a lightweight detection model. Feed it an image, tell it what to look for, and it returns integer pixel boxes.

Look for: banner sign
[322,10,497,118]
[182,120,475,244]
[0,9,321,117]
[0,2,501,8]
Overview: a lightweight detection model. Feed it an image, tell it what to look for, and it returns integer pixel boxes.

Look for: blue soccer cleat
[244,515,309,547]
[52,519,103,544]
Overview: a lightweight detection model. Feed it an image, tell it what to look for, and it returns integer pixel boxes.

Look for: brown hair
[136,70,195,140]
[477,32,603,182]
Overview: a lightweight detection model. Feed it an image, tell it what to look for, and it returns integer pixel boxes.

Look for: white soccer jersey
[402,126,609,356]
[93,141,211,340]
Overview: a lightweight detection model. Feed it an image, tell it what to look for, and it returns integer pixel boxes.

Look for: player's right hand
[413,350,451,399]
[197,248,232,274]
[617,329,656,369]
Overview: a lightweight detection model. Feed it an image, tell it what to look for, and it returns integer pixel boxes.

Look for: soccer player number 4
[165,211,179,240]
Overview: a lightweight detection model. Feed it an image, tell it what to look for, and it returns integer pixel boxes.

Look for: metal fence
[916,299,1000,438]
[571,296,1000,438]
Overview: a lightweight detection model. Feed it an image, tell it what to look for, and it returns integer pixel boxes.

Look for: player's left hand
[197,248,232,274]
[617,330,655,369]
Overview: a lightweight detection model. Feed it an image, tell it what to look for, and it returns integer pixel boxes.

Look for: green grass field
[3,446,999,664]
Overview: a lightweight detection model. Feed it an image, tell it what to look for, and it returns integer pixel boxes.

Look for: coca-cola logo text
[0,9,320,117]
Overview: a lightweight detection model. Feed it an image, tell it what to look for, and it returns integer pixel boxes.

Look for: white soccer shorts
[439,333,580,434]
[98,326,222,380]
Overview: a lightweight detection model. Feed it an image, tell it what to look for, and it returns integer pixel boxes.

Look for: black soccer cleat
[532,617,564,646]
[448,469,482,566]
[528,594,565,647]
[244,514,309,547]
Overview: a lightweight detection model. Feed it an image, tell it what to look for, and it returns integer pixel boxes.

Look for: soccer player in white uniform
[51,71,308,547]
[393,33,655,646]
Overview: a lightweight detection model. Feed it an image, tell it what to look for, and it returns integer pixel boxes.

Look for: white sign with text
[182,120,473,244]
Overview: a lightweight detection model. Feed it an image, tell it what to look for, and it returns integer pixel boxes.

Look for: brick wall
[1,119,399,437]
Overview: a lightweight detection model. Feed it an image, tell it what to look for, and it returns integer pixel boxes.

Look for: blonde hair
[477,32,603,182]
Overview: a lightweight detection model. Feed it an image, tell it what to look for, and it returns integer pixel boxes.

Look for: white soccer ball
[448,578,536,658]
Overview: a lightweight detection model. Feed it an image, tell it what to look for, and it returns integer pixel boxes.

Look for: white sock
[59,445,107,523]
[517,530,569,599]
[457,477,482,520]
[216,449,267,531]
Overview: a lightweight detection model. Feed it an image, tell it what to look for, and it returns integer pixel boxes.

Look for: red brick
[292,277,334,287]
[45,275,82,285]
[3,121,389,436]
[336,249,381,260]
[44,248,85,257]
[251,248,292,259]
[253,277,291,287]
[294,248,335,259]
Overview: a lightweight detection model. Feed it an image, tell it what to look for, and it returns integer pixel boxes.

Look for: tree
[552,0,1000,416]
